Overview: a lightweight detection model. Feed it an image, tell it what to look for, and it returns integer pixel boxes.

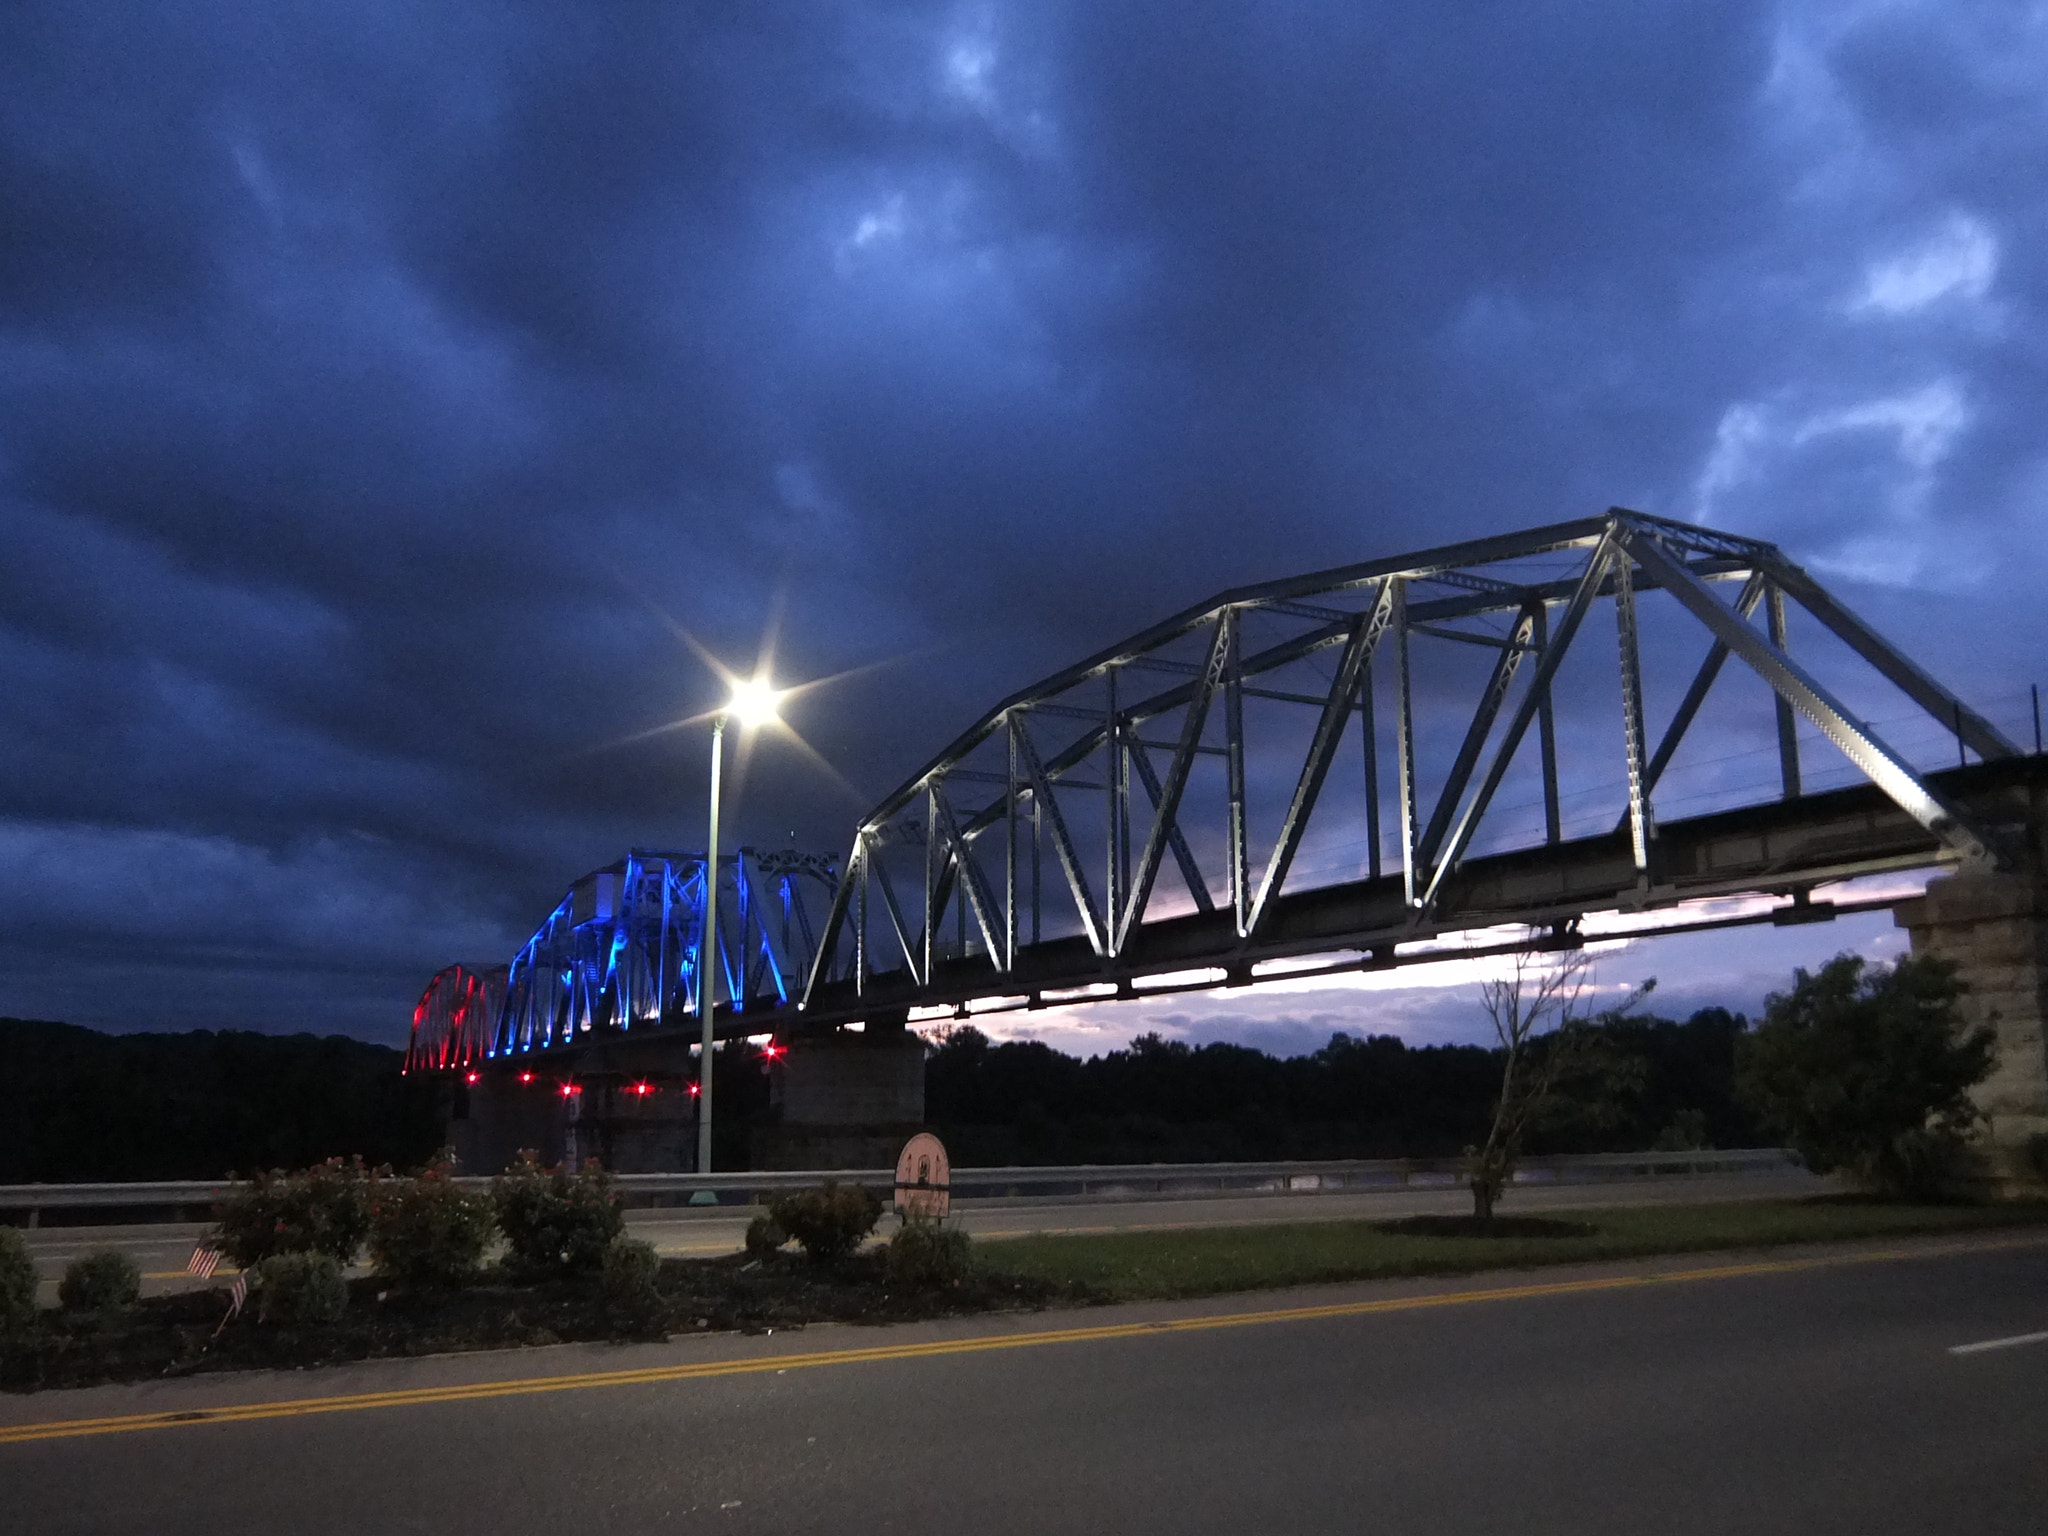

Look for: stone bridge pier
[1894,863,2048,1194]
[753,1014,925,1171]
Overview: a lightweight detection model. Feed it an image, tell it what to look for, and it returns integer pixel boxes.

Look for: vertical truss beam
[1422,531,1619,912]
[1627,572,1768,823]
[1248,581,1396,936]
[1531,603,1561,844]
[1118,617,1229,951]
[1224,609,1250,936]
[1105,669,1124,937]
[1766,582,1801,799]
[1613,547,1657,876]
[854,847,867,997]
[1013,718,1109,957]
[1621,528,1998,870]
[924,786,940,982]
[1393,579,1420,907]
[1005,717,1020,971]
[1360,658,1382,878]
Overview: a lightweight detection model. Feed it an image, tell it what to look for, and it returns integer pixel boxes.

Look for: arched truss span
[799,508,2020,1018]
[405,963,507,1073]
[489,847,837,1057]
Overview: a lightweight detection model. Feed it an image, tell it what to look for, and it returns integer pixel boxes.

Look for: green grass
[975,1199,2048,1302]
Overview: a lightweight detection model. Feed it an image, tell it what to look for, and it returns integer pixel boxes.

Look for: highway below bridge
[6,1230,2045,1534]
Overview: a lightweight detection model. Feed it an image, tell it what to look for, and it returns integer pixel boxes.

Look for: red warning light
[465,1071,480,1085]
[518,1072,534,1084]
[687,1082,701,1097]
[561,1083,582,1098]
[630,1081,653,1097]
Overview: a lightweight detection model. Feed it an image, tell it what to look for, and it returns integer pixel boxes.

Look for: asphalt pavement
[3,1229,2044,1534]
[18,1164,1823,1296]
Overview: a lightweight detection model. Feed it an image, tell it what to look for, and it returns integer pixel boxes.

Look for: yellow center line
[5,1231,2042,1448]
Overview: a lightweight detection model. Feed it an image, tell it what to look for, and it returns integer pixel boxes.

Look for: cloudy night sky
[3,2,2045,1053]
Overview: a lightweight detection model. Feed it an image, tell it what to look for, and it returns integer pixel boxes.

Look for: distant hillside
[2,1019,444,1182]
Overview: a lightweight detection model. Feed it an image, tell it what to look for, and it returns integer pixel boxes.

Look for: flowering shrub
[492,1152,623,1275]
[215,1158,375,1267]
[368,1152,494,1290]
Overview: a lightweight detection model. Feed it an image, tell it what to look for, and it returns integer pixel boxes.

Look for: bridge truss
[486,848,837,1057]
[404,962,506,1073]
[796,508,2023,1024]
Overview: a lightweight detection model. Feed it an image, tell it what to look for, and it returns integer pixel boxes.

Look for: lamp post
[698,675,782,1175]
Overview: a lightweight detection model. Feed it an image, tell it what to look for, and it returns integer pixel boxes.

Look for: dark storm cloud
[3,2,2044,1042]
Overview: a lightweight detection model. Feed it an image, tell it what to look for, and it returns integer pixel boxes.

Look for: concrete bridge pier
[753,1014,925,1171]
[1894,870,2048,1194]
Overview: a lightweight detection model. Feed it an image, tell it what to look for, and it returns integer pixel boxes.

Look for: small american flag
[187,1245,222,1280]
[226,1272,248,1318]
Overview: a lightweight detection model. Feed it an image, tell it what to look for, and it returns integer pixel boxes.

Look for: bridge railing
[0,1147,1799,1224]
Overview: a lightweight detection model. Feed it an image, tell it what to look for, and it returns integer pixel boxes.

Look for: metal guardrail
[0,1148,1798,1224]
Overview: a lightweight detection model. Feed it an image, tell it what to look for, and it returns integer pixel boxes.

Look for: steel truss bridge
[424,508,2044,1064]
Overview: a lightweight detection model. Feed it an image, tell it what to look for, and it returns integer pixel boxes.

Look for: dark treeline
[927,1009,1766,1166]
[1,1019,443,1182]
[6,1006,1768,1181]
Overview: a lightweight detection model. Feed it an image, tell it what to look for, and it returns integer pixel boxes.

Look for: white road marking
[1948,1329,2048,1356]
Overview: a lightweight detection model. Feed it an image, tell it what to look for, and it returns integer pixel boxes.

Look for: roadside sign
[894,1132,951,1218]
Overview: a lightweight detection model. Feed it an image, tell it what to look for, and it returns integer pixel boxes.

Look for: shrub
[600,1236,663,1317]
[767,1181,882,1263]
[368,1154,495,1290]
[743,1213,788,1258]
[492,1152,623,1275]
[1737,953,1996,1197]
[58,1250,140,1315]
[255,1252,349,1326]
[215,1158,375,1267]
[886,1211,972,1289]
[0,1227,37,1333]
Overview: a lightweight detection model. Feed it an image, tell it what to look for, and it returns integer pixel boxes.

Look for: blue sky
[2,3,2044,1049]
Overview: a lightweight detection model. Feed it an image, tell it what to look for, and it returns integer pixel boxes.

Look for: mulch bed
[1370,1215,1599,1239]
[0,1254,1077,1393]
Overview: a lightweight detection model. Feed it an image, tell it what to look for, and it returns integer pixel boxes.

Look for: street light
[699,673,782,1175]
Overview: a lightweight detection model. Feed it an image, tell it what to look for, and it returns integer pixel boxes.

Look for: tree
[1736,952,1994,1197]
[1466,951,1650,1220]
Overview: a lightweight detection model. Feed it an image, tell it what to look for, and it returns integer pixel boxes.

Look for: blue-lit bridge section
[478,848,837,1058]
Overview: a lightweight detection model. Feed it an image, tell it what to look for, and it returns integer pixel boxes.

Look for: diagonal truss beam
[866,836,923,986]
[1620,527,1999,870]
[1127,742,1217,918]
[1247,581,1396,936]
[1118,617,1230,951]
[1763,556,2017,761]
[1421,531,1621,913]
[1012,717,1109,957]
[930,788,1006,968]
[1415,603,1540,870]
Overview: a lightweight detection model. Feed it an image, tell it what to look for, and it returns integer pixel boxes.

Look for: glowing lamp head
[725,674,782,730]
[464,1071,480,1085]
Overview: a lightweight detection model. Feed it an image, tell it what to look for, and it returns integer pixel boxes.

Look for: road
[2,1230,2043,1533]
[18,1165,1823,1295]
